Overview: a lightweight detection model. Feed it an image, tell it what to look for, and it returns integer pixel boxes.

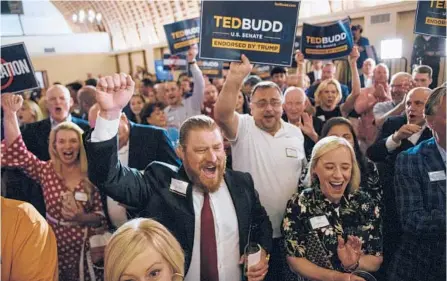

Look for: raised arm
[2,94,22,146]
[214,54,253,140]
[295,50,306,89]
[341,46,361,116]
[188,45,205,112]
[374,99,405,129]
[86,73,151,210]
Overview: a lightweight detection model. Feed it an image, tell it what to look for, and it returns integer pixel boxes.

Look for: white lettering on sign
[1,59,31,79]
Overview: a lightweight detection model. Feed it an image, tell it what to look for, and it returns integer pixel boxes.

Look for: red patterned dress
[1,136,105,281]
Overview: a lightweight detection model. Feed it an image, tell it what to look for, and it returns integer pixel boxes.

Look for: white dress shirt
[185,182,241,281]
[313,70,322,81]
[386,125,426,152]
[91,117,129,228]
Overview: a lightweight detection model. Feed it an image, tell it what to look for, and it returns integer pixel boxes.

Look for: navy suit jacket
[367,116,432,164]
[85,134,273,275]
[100,122,181,229]
[2,117,90,217]
[388,138,446,281]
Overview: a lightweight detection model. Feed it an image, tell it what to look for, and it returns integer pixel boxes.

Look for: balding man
[283,87,323,159]
[2,85,89,217]
[367,87,433,272]
[21,85,90,160]
[77,86,97,120]
[373,72,413,128]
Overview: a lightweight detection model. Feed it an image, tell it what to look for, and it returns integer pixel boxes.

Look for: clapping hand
[337,235,362,270]
[96,73,135,120]
[1,93,23,113]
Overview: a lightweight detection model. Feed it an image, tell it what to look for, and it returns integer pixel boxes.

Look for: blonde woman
[1,93,106,281]
[282,136,382,281]
[314,79,349,122]
[105,218,184,281]
[17,99,44,125]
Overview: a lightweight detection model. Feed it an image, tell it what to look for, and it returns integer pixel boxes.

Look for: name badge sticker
[286,148,298,158]
[309,215,330,229]
[428,171,446,182]
[74,192,88,202]
[169,178,188,196]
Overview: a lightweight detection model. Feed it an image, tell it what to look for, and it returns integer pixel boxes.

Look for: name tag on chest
[309,215,330,229]
[169,179,188,196]
[74,192,88,202]
[428,170,446,182]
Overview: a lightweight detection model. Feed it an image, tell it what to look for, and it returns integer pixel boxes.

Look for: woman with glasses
[105,218,184,281]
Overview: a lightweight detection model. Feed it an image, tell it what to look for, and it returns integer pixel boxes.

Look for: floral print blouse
[282,185,382,273]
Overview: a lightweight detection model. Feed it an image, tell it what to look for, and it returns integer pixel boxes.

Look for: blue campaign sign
[164,18,200,54]
[154,60,173,81]
[301,18,354,60]
[199,1,301,66]
[1,42,38,94]
[414,0,446,38]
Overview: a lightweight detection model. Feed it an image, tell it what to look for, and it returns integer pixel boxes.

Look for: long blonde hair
[314,79,342,107]
[22,100,44,122]
[49,122,93,204]
[105,218,185,281]
[306,136,361,193]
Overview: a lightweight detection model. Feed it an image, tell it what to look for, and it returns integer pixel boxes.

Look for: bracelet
[342,260,359,272]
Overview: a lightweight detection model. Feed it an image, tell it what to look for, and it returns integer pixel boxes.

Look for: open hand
[96,73,135,119]
[1,93,23,113]
[337,235,362,269]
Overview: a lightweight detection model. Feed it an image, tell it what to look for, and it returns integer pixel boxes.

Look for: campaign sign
[301,18,354,60]
[164,18,200,54]
[163,54,187,71]
[414,0,446,38]
[155,60,174,81]
[199,1,301,66]
[1,42,38,93]
[189,60,223,78]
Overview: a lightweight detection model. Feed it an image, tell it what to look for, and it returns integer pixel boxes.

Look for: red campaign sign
[1,42,38,94]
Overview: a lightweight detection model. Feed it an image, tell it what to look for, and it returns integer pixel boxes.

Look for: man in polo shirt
[215,54,305,281]
[164,45,205,129]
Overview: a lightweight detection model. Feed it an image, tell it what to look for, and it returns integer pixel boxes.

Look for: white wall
[1,33,111,55]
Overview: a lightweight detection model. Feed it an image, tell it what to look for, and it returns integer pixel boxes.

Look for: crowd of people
[1,25,446,281]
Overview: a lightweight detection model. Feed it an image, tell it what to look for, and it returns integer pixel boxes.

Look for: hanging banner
[164,18,201,54]
[414,0,446,38]
[189,60,223,78]
[1,42,38,94]
[163,54,187,71]
[301,18,353,60]
[199,0,301,66]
